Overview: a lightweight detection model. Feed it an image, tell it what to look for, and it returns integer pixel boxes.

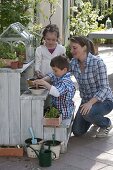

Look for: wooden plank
[0,73,9,144]
[43,127,67,141]
[32,99,44,139]
[20,98,32,144]
[8,72,21,145]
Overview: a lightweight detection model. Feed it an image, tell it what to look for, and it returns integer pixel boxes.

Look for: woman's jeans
[72,100,113,136]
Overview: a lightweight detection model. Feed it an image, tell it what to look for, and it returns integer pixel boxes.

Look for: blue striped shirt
[48,72,76,119]
[70,52,113,103]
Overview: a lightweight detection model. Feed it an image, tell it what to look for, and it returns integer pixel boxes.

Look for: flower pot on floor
[25,138,43,158]
[44,140,61,159]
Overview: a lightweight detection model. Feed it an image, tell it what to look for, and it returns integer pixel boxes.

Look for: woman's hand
[80,102,92,115]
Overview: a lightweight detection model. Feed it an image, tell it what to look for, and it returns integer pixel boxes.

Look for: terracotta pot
[18,61,23,68]
[0,58,16,67]
[43,115,62,127]
[11,61,19,69]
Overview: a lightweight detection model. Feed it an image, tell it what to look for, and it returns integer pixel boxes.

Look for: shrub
[70,2,99,36]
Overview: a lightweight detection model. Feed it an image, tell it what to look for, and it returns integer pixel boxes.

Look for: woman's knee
[72,119,89,136]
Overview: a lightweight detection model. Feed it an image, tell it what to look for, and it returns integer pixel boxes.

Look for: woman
[70,36,113,137]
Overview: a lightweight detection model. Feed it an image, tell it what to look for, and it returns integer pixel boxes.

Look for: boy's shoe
[96,124,112,138]
[88,125,99,137]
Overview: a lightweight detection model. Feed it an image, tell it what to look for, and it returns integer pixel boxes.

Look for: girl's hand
[80,102,92,115]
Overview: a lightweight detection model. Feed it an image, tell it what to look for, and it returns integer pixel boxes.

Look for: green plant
[65,45,73,61]
[15,42,26,54]
[0,42,11,56]
[5,52,17,60]
[0,60,6,68]
[70,2,99,36]
[45,106,60,118]
[0,0,31,34]
[0,42,17,60]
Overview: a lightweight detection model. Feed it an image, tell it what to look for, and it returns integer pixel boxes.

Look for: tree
[70,2,99,36]
[0,0,31,33]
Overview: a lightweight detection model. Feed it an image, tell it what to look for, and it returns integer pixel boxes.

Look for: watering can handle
[47,144,56,160]
[26,145,39,158]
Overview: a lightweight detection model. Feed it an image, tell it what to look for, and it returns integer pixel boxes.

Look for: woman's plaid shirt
[48,72,76,119]
[70,53,113,103]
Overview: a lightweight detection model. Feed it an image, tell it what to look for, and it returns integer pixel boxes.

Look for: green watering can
[26,144,56,167]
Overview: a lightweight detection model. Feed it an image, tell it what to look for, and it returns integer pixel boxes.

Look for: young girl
[34,24,66,78]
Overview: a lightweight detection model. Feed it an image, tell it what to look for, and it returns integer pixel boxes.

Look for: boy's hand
[33,79,51,90]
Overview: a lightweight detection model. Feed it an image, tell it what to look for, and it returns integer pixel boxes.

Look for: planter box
[0,145,24,157]
[43,115,62,127]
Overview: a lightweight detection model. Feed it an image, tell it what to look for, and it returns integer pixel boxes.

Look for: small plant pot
[0,59,16,67]
[18,61,23,68]
[11,61,19,69]
[43,115,62,127]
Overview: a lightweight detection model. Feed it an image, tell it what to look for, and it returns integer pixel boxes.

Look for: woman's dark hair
[50,55,69,71]
[40,24,60,45]
[70,36,96,55]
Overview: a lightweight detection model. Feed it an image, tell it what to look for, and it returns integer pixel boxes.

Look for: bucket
[44,140,61,159]
[25,138,43,158]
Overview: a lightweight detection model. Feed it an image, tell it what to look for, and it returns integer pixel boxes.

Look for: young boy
[33,55,76,119]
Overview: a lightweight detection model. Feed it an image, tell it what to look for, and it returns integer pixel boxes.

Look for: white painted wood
[20,91,48,144]
[32,99,44,139]
[20,98,32,144]
[0,62,34,145]
[0,73,9,144]
[8,72,20,144]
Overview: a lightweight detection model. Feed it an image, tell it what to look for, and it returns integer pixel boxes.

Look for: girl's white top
[35,43,66,75]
